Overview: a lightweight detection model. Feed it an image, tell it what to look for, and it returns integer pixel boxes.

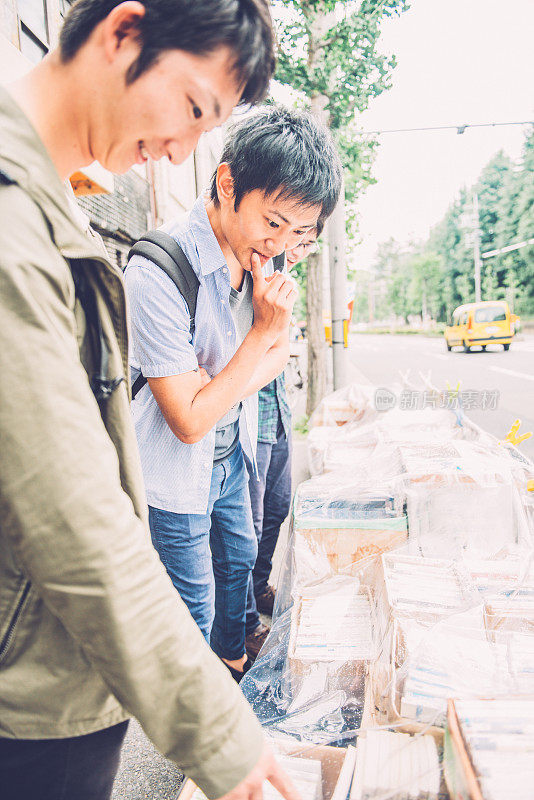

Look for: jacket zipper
[0,581,31,663]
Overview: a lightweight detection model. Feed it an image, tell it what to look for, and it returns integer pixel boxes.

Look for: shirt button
[227,330,232,336]
[222,267,228,274]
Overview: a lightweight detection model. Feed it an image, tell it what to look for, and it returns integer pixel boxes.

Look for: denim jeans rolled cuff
[149,445,257,661]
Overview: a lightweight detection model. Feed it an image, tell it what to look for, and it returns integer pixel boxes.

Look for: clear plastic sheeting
[307,406,474,477]
[401,438,531,557]
[274,470,407,615]
[241,383,534,800]
[242,573,378,746]
[308,383,377,429]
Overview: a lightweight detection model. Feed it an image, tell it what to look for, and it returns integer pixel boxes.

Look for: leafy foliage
[365,126,534,324]
[273,0,407,199]
[273,0,408,325]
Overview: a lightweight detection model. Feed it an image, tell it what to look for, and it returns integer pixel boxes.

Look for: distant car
[445,301,519,353]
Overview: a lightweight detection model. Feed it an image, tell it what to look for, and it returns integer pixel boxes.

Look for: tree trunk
[306,88,329,417]
[328,177,348,391]
[304,5,339,416]
[306,248,326,416]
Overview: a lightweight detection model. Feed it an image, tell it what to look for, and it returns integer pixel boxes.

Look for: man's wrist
[246,325,277,351]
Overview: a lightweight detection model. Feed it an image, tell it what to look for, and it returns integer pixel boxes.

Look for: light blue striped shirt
[125,196,275,514]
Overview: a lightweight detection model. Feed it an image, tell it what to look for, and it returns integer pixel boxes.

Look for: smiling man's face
[91,45,242,174]
[219,184,321,271]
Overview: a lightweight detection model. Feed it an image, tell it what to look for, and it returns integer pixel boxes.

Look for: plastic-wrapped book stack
[445,697,534,799]
[352,730,440,800]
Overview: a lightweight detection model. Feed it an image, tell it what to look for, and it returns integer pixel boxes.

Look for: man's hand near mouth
[250,252,297,344]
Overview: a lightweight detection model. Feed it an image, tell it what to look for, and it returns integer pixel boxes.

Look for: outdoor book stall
[238,381,534,800]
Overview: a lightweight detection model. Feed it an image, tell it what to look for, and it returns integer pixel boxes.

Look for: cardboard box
[444,699,484,800]
[294,521,407,578]
[178,743,356,800]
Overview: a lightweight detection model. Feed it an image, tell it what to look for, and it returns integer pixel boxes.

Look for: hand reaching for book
[215,742,302,800]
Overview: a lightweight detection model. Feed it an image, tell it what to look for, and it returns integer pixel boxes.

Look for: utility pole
[368,272,375,323]
[329,177,348,391]
[473,192,482,302]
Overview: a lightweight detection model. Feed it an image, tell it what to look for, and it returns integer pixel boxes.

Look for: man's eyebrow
[268,209,317,229]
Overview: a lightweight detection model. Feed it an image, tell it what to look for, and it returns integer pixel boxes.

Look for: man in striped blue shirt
[126,108,341,680]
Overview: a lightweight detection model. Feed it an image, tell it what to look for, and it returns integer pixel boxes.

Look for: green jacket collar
[0,86,113,264]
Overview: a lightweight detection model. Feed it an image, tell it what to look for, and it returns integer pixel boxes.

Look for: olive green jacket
[0,87,263,798]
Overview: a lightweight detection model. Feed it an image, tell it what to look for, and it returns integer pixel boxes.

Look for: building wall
[0,0,223,269]
[77,171,152,270]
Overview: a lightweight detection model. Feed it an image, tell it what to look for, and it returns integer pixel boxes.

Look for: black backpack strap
[129,231,200,325]
[128,230,200,400]
[0,168,15,186]
[0,168,123,405]
[71,263,124,403]
[272,253,285,272]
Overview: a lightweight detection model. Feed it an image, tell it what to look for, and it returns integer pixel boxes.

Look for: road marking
[490,366,534,382]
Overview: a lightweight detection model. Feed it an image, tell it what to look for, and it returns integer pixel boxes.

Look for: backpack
[127,230,285,400]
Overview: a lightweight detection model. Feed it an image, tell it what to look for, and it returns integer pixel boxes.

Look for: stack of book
[445,697,534,800]
[467,557,534,632]
[309,383,376,429]
[291,477,407,585]
[351,730,440,800]
[381,553,476,622]
[289,580,374,666]
[400,626,509,726]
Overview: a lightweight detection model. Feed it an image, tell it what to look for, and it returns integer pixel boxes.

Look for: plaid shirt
[258,372,292,444]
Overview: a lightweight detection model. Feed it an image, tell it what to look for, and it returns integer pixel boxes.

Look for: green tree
[369,126,534,323]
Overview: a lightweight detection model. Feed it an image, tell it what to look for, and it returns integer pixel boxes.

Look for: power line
[356,121,533,135]
[482,238,534,259]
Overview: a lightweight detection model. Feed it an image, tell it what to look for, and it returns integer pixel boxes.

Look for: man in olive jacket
[0,2,298,799]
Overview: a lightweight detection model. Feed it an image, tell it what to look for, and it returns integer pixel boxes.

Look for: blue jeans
[245,418,292,634]
[149,445,257,661]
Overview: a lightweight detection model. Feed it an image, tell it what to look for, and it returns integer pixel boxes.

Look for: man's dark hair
[210,106,342,220]
[59,0,275,105]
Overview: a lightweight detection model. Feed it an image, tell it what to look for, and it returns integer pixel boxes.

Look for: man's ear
[216,163,235,208]
[101,1,146,63]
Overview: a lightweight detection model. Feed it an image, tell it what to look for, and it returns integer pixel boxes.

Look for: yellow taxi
[445,300,519,353]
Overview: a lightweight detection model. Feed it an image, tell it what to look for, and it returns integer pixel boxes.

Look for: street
[348,333,534,461]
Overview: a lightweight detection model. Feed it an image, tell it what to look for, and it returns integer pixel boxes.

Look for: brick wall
[77,170,152,270]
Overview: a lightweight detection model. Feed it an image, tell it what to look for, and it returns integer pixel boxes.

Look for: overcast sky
[351,0,534,271]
